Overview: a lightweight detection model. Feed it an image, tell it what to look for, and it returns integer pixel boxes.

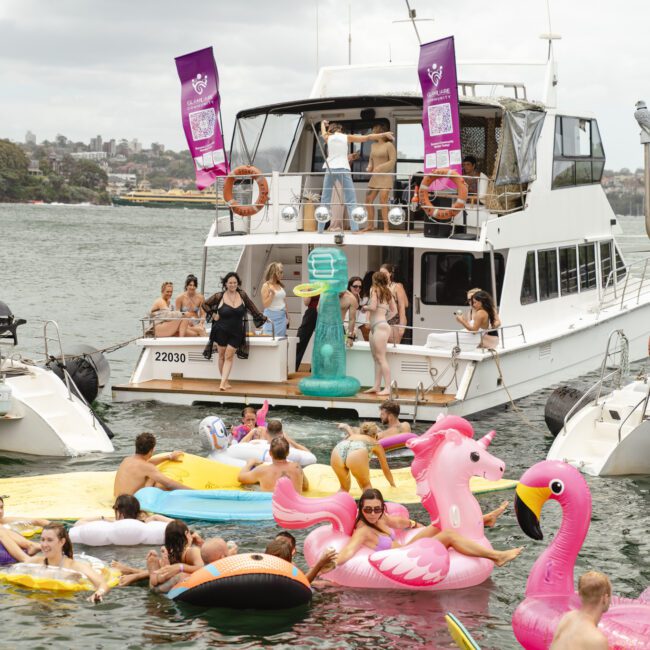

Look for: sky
[0,0,648,170]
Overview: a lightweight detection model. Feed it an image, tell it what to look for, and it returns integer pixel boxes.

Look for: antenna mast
[404,0,422,45]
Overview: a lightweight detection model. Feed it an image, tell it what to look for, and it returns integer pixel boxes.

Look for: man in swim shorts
[377,400,412,439]
[238,437,308,493]
[239,419,311,453]
[549,571,611,650]
[113,432,191,496]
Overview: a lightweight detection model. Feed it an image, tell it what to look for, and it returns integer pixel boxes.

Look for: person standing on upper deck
[318,121,394,233]
[363,121,396,233]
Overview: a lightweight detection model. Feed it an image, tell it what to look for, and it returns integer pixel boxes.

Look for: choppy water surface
[1,205,649,649]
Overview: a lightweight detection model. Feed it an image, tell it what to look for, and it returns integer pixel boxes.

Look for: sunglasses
[352,284,362,289]
[362,506,384,514]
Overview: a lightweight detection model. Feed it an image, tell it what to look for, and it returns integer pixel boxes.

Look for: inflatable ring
[169,552,311,608]
[293,282,327,298]
[3,522,42,539]
[0,554,120,593]
[223,165,269,217]
[419,169,468,221]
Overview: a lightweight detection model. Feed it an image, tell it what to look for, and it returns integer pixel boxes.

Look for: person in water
[266,533,337,584]
[238,436,308,493]
[0,495,47,557]
[331,422,395,492]
[239,418,311,453]
[549,571,611,650]
[231,406,257,442]
[330,489,521,570]
[24,524,110,603]
[74,494,171,527]
[376,400,412,439]
[113,432,189,497]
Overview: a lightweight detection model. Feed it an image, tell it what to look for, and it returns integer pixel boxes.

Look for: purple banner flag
[418,37,462,178]
[175,47,229,190]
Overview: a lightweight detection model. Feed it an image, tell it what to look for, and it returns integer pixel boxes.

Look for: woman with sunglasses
[332,489,521,569]
[330,422,395,492]
[347,276,366,341]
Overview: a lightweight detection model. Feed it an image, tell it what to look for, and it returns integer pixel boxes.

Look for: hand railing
[616,389,650,442]
[598,259,650,314]
[140,316,275,340]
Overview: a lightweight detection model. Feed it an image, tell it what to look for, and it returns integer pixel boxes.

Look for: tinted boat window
[559,246,578,295]
[600,241,613,288]
[520,251,537,305]
[615,246,626,282]
[538,249,559,301]
[578,243,597,290]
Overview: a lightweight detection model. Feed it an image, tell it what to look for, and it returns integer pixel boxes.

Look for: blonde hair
[359,422,379,439]
[578,571,611,606]
[160,281,173,293]
[467,287,481,298]
[264,262,284,287]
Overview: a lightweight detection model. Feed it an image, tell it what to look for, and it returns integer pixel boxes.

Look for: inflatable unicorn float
[513,460,650,649]
[273,415,506,590]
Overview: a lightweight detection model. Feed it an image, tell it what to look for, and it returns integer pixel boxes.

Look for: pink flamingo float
[273,415,505,590]
[513,460,650,649]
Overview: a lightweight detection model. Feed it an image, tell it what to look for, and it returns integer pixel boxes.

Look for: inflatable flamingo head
[515,460,591,541]
[407,418,504,524]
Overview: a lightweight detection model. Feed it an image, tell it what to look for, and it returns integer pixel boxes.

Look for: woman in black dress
[203,272,267,391]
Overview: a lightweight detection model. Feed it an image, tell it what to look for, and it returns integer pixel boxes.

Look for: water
[1,204,649,649]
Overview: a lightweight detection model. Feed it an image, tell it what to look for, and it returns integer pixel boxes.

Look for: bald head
[200,538,228,564]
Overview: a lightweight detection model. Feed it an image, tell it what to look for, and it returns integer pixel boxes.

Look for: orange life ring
[418,169,468,222]
[223,165,269,217]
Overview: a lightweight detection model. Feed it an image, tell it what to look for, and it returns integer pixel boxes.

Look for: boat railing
[616,389,650,442]
[140,317,276,340]
[213,170,530,239]
[598,259,650,314]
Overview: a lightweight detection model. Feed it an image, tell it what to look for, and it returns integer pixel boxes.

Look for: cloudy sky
[0,0,648,169]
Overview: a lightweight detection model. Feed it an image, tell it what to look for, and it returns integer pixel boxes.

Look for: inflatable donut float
[69,519,168,546]
[169,553,311,608]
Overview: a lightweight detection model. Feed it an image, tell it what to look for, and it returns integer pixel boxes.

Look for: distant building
[130,138,142,154]
[90,134,103,152]
[102,139,117,157]
[27,160,42,175]
[71,151,107,161]
[25,130,36,145]
[151,142,165,155]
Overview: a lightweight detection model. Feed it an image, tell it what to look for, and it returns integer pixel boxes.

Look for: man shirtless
[113,432,191,496]
[550,571,611,650]
[239,419,311,453]
[237,436,308,493]
[377,400,411,440]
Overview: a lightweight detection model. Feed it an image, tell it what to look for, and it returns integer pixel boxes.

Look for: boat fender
[544,385,592,436]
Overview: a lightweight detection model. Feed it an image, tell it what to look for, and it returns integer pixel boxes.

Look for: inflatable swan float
[273,416,505,590]
[513,460,650,649]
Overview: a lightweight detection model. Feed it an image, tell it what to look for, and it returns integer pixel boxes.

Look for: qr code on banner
[189,108,216,141]
[427,103,453,137]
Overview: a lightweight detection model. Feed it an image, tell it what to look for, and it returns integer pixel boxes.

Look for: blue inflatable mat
[135,487,273,522]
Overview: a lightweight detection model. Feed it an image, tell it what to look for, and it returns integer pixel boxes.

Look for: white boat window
[395,122,424,180]
[520,251,538,305]
[421,252,504,306]
[538,249,559,301]
[578,243,598,291]
[600,241,613,289]
[559,246,579,296]
[552,117,606,189]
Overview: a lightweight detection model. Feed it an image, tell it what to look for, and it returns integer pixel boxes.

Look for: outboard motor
[0,301,27,345]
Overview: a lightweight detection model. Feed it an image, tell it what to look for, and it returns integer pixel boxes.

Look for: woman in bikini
[330,422,395,492]
[364,271,397,395]
[455,289,501,349]
[332,489,522,569]
[203,272,267,391]
[175,274,205,337]
[149,281,190,338]
[380,263,409,344]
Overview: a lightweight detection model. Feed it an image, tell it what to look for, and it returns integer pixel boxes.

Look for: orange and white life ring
[418,169,468,222]
[223,165,269,217]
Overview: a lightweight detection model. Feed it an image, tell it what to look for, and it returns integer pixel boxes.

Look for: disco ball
[281,205,297,222]
[350,206,368,225]
[314,206,331,223]
[388,206,405,226]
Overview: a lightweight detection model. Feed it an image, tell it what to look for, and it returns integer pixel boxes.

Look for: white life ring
[69,519,168,546]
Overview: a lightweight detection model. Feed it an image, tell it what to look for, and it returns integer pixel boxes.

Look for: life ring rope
[418,169,468,222]
[222,165,270,217]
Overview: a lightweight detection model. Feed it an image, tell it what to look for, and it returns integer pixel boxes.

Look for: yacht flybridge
[112,59,650,420]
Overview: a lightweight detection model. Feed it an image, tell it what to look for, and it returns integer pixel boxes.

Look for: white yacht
[0,308,114,457]
[112,48,650,420]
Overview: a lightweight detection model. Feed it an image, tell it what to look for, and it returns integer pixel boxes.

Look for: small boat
[545,330,650,476]
[0,302,114,457]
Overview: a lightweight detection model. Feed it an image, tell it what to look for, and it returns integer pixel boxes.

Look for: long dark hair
[347,276,362,304]
[355,488,386,534]
[361,271,374,300]
[471,290,497,327]
[184,274,198,290]
[44,524,74,559]
[221,272,242,290]
[165,520,190,564]
[113,494,141,520]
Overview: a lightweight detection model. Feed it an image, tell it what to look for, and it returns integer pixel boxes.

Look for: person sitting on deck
[113,432,191,497]
[238,437,308,493]
[239,419,311,454]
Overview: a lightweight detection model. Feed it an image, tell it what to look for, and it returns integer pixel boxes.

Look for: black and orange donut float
[418,169,468,222]
[222,165,269,217]
[168,553,312,608]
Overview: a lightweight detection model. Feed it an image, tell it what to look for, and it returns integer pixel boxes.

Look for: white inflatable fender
[69,519,168,546]
[211,440,316,467]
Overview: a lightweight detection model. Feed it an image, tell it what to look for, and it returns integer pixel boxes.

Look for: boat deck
[112,373,457,417]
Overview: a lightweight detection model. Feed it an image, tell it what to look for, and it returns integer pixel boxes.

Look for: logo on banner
[191,73,209,95]
[427,64,444,87]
